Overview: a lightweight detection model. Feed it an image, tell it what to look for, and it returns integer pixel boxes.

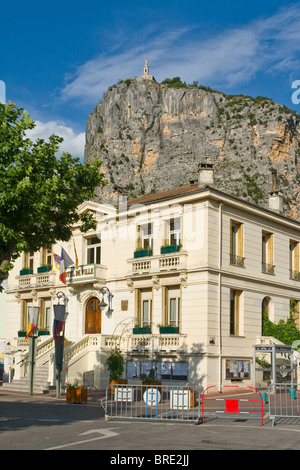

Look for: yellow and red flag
[25,322,35,342]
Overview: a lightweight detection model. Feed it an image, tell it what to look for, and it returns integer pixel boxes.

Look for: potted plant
[140,368,162,393]
[106,348,127,393]
[65,381,88,404]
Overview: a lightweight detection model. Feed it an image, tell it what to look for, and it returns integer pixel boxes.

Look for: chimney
[198,162,214,187]
[268,170,283,213]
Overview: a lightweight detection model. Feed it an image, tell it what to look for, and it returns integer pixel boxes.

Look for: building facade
[4,167,300,390]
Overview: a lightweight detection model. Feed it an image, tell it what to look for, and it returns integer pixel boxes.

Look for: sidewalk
[0,385,107,405]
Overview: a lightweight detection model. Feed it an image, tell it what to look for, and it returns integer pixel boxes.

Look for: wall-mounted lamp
[99,286,114,315]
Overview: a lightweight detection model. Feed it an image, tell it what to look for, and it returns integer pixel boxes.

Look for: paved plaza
[1,386,300,452]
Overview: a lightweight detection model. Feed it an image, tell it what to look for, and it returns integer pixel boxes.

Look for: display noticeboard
[225,359,250,380]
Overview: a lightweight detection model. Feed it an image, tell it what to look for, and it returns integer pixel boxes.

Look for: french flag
[53,319,65,343]
[54,248,74,284]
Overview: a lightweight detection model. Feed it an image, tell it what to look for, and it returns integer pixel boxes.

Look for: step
[2,365,52,394]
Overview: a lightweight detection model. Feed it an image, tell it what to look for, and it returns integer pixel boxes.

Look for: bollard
[289,388,296,400]
[261,392,267,403]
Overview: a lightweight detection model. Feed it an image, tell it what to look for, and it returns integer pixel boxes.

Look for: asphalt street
[1,388,300,455]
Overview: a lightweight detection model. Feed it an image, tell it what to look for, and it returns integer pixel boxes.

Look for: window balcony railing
[290,270,300,281]
[130,251,187,275]
[262,263,275,275]
[17,270,57,289]
[65,263,107,285]
[229,254,245,267]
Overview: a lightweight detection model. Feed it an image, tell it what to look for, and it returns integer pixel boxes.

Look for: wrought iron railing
[229,253,245,267]
[262,263,275,275]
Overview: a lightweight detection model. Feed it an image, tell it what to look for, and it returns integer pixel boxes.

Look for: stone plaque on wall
[121,300,128,311]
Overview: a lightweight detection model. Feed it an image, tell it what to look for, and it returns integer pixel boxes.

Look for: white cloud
[26,120,85,160]
[59,4,300,103]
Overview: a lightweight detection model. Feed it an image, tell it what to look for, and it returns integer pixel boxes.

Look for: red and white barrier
[201,385,264,426]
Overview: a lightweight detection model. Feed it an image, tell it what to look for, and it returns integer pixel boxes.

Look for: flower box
[160,245,180,254]
[134,249,152,258]
[37,265,52,273]
[170,389,196,410]
[133,327,152,335]
[109,378,128,394]
[20,268,33,275]
[38,330,50,336]
[66,387,88,404]
[159,326,179,334]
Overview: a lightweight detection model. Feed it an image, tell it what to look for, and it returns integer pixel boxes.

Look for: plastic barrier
[201,385,264,426]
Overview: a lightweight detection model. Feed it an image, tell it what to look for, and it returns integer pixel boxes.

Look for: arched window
[261,296,273,335]
[262,297,272,317]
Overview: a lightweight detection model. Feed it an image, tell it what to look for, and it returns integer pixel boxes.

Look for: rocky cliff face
[85,78,300,220]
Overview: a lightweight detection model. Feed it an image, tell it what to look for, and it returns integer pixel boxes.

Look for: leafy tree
[161,77,187,88]
[0,102,106,287]
[262,307,300,346]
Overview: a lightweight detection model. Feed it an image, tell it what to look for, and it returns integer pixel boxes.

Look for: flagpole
[27,306,40,395]
[53,291,69,398]
[28,335,37,395]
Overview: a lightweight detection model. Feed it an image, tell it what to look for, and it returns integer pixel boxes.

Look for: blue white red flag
[53,319,65,343]
[52,248,74,284]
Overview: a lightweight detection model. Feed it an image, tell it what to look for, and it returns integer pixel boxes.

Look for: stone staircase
[2,364,53,394]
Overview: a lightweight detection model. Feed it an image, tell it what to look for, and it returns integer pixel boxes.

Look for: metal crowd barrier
[103,384,201,422]
[268,383,300,427]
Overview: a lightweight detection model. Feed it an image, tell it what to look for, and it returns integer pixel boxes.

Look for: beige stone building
[4,165,300,391]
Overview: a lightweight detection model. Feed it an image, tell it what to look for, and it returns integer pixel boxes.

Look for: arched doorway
[85,297,102,334]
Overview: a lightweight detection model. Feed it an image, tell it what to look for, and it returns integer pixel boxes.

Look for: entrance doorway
[85,297,102,334]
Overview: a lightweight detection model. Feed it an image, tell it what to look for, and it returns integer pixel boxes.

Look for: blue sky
[2,1,300,159]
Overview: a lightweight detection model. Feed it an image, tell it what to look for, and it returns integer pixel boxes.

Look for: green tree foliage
[105,348,125,380]
[161,77,187,88]
[262,306,300,346]
[0,102,106,285]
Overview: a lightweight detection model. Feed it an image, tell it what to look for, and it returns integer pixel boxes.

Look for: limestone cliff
[84,77,300,220]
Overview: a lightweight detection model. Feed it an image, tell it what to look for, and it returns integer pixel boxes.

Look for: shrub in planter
[106,348,127,392]
[65,381,88,403]
[140,369,162,393]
